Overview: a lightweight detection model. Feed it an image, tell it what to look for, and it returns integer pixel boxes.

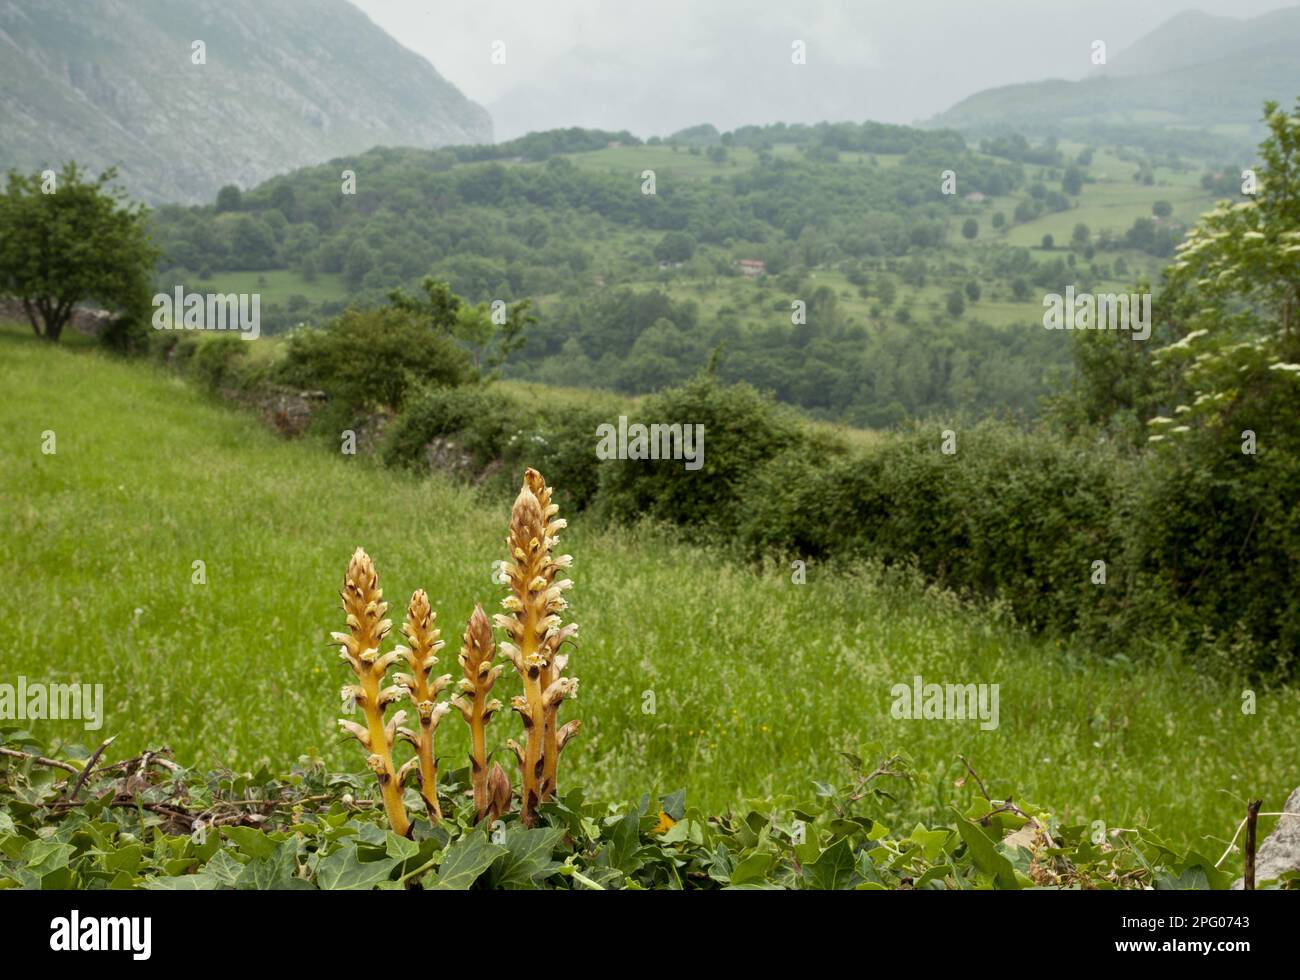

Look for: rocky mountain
[0,0,492,204]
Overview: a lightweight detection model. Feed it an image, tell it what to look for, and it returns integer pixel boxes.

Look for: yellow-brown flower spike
[451,603,503,821]
[497,468,577,825]
[333,548,410,837]
[393,589,452,822]
[485,761,512,824]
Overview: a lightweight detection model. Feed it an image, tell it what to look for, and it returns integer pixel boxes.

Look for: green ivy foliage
[3,732,1276,891]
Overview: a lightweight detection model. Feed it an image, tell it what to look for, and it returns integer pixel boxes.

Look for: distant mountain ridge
[0,0,492,203]
[927,6,1300,152]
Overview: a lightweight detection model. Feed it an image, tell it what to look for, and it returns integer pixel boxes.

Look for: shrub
[598,375,804,530]
[382,385,517,473]
[738,421,1130,636]
[188,334,252,391]
[278,307,472,421]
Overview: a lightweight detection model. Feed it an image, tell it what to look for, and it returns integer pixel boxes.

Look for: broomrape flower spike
[393,589,452,822]
[332,548,411,837]
[452,603,505,821]
[497,467,578,826]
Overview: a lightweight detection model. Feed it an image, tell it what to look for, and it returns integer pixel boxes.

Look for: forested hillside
[151,120,1237,425]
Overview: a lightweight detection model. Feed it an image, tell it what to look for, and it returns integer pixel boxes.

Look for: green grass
[160,269,349,306]
[2,330,1297,850]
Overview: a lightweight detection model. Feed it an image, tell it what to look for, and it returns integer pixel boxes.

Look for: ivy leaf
[315,842,399,890]
[597,811,643,875]
[804,837,857,890]
[952,810,1021,890]
[729,851,774,886]
[221,826,279,860]
[235,840,301,890]
[659,789,687,821]
[490,826,566,889]
[144,872,220,890]
[203,848,247,888]
[428,830,507,890]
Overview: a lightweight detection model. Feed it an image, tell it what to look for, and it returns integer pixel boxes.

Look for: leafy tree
[991,211,1006,230]
[279,306,471,417]
[0,163,158,342]
[343,240,375,287]
[1072,222,1091,247]
[230,215,277,269]
[654,231,696,263]
[215,184,242,213]
[1062,166,1084,195]
[946,289,966,317]
[1152,199,1173,218]
[961,218,978,240]
[387,276,532,375]
[1154,99,1300,434]
[1040,234,1054,250]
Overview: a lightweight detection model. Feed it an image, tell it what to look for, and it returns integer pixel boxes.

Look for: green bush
[382,385,517,473]
[1126,429,1300,679]
[188,334,253,391]
[278,307,472,422]
[739,422,1130,636]
[598,375,804,530]
[384,387,612,513]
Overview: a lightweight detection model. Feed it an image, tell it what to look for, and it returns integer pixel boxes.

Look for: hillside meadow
[1,327,1297,849]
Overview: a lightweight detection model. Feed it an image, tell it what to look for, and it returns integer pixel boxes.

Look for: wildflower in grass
[333,548,410,837]
[497,467,578,825]
[451,603,504,821]
[393,589,452,821]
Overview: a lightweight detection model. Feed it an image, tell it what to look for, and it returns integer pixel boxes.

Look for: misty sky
[351,0,1294,140]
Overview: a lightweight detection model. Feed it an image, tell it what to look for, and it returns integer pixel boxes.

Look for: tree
[215,184,242,213]
[961,218,979,240]
[965,280,981,303]
[946,289,966,317]
[1072,222,1091,248]
[1062,166,1084,195]
[991,211,1006,230]
[0,163,158,342]
[279,306,471,415]
[343,240,375,288]
[231,215,276,269]
[1041,234,1054,250]
[654,231,696,263]
[387,276,532,375]
[1154,100,1300,432]
[1152,199,1173,218]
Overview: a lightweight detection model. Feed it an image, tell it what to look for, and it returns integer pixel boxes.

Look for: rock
[1232,787,1300,888]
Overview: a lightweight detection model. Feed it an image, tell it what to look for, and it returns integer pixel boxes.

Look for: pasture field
[2,328,1297,848]
[159,269,350,307]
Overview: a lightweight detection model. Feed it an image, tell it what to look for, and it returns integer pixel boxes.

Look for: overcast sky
[351,0,1295,140]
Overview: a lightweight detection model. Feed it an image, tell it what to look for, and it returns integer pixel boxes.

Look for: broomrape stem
[498,468,578,826]
[394,589,452,822]
[451,604,503,821]
[333,548,411,837]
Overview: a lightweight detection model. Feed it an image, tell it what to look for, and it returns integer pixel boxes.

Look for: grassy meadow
[2,328,1297,849]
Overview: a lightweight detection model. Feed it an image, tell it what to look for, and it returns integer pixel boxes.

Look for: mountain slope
[0,0,492,203]
[927,7,1300,151]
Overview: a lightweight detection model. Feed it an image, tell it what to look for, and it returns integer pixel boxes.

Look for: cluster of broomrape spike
[332,468,578,834]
